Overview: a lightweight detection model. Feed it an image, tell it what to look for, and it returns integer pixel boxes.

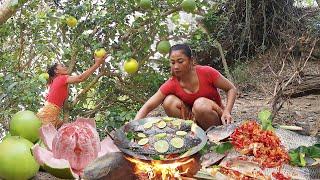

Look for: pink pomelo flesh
[35,117,120,178]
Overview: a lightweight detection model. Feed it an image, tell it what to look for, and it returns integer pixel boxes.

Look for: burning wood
[126,156,196,180]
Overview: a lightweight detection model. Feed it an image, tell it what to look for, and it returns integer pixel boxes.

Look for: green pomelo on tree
[10,110,42,143]
[0,136,40,180]
[157,41,171,54]
[181,0,196,13]
[94,48,107,58]
[38,73,49,84]
[65,16,77,27]
[124,58,139,74]
[139,0,152,9]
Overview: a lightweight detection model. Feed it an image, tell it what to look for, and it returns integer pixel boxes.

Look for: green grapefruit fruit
[0,136,39,180]
[94,48,107,58]
[124,58,139,74]
[181,0,196,13]
[10,110,41,143]
[139,0,151,9]
[66,16,77,27]
[157,41,171,54]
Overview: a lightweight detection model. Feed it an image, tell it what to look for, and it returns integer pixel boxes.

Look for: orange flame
[126,156,195,180]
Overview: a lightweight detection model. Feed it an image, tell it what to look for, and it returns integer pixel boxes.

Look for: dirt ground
[232,58,320,135]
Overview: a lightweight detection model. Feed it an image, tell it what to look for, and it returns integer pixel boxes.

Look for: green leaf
[289,145,320,166]
[199,142,210,155]
[151,155,161,160]
[289,150,306,166]
[126,131,135,140]
[258,109,272,122]
[289,150,300,165]
[258,109,273,131]
[307,146,320,158]
[262,122,274,131]
[299,152,306,166]
[213,142,233,154]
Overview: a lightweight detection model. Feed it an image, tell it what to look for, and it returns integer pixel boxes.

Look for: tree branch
[0,0,28,25]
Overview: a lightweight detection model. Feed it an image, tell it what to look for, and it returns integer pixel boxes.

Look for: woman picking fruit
[37,51,107,128]
[134,44,237,130]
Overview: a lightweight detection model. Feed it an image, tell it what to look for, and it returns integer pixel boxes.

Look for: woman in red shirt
[134,44,237,130]
[37,54,107,128]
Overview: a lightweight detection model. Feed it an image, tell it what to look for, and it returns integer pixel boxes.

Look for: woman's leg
[162,95,183,118]
[192,97,223,130]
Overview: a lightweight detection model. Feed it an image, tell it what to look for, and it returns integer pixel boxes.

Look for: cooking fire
[126,156,196,180]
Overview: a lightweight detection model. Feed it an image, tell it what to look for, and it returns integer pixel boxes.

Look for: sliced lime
[138,138,149,146]
[155,133,167,139]
[171,120,181,127]
[185,120,194,126]
[137,133,146,138]
[154,140,169,153]
[170,137,184,149]
[163,117,173,121]
[157,121,167,129]
[152,119,161,123]
[143,122,153,129]
[176,131,187,136]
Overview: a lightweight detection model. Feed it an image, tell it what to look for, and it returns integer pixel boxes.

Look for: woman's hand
[221,111,233,125]
[94,54,107,65]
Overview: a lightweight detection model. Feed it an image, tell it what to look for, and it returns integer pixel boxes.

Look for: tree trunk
[0,0,28,25]
[271,74,320,119]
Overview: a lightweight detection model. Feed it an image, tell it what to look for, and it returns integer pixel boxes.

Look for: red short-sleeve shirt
[46,75,68,108]
[160,65,222,107]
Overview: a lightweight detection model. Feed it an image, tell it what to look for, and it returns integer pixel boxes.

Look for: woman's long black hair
[169,44,193,59]
[47,63,58,84]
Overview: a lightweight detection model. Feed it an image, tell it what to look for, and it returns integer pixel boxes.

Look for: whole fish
[200,151,226,168]
[206,122,240,143]
[216,149,318,180]
[275,128,319,150]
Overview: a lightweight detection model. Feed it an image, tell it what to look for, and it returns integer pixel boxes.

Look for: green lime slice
[162,117,173,121]
[185,120,194,126]
[137,133,146,138]
[155,133,167,139]
[170,137,184,149]
[157,121,167,129]
[154,140,169,153]
[171,120,181,127]
[138,138,149,145]
[143,122,153,129]
[176,131,187,136]
[152,119,161,123]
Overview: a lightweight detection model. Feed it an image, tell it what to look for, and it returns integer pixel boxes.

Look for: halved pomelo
[32,144,79,179]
